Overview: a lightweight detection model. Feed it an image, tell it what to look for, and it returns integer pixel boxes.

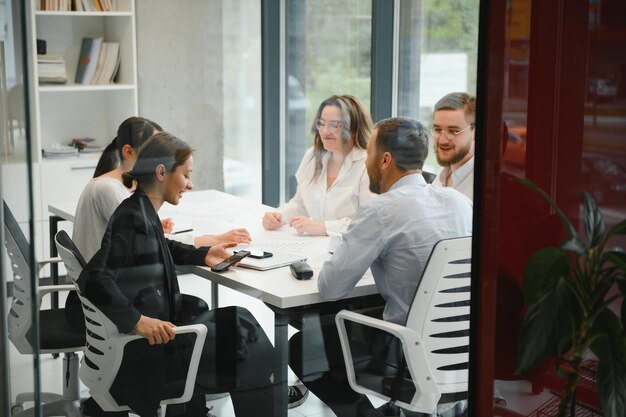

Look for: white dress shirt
[318,173,473,325]
[278,146,373,234]
[433,155,475,200]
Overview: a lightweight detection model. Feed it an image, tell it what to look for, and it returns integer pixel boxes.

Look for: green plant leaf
[606,219,626,242]
[583,192,605,248]
[593,335,626,417]
[604,251,626,274]
[523,247,570,304]
[561,236,586,255]
[518,178,579,239]
[517,276,573,375]
[619,280,626,334]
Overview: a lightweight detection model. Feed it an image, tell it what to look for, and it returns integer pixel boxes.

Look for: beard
[368,166,382,195]
[435,139,473,167]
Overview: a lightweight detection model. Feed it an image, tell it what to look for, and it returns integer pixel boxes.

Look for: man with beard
[289,117,473,417]
[432,92,476,199]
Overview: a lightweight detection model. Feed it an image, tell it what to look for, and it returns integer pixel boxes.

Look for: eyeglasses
[315,119,342,132]
[431,124,473,139]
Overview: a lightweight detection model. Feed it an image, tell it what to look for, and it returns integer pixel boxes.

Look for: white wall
[136,0,224,190]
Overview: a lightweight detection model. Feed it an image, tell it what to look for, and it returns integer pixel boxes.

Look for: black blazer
[77,188,211,415]
[78,188,209,333]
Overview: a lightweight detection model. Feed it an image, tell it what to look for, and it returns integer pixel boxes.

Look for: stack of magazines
[38,54,67,84]
[42,144,79,159]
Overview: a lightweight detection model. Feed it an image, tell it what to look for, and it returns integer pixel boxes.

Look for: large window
[397,0,480,174]
[283,0,372,200]
[222,1,262,202]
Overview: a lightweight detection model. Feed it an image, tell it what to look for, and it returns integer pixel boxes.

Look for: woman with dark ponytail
[73,117,162,261]
[74,117,251,263]
[78,133,277,417]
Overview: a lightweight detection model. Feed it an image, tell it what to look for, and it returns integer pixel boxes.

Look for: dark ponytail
[121,171,135,189]
[92,138,120,178]
[92,117,163,178]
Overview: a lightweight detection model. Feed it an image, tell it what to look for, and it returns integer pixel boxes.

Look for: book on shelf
[42,144,79,159]
[38,0,72,11]
[87,41,121,85]
[75,37,103,84]
[37,54,67,84]
[96,42,120,84]
[82,0,114,12]
[37,0,117,12]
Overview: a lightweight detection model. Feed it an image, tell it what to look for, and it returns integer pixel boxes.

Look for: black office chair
[422,171,437,184]
[3,200,86,416]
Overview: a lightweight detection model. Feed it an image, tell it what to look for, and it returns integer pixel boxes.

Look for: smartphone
[210,250,250,272]
[248,250,273,259]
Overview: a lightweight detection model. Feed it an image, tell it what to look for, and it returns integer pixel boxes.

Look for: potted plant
[516,179,626,417]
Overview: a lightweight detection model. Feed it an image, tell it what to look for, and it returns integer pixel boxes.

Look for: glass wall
[479,0,626,415]
[283,0,372,200]
[1,0,40,414]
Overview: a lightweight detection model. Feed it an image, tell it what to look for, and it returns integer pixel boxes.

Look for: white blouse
[278,147,373,234]
[72,176,130,261]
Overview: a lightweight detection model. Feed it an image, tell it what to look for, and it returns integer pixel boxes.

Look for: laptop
[238,251,307,271]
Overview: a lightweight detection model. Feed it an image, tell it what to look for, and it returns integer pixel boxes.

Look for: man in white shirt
[432,92,476,200]
[290,117,473,417]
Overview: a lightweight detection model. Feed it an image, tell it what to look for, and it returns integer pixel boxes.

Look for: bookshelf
[21,0,138,263]
[28,0,137,159]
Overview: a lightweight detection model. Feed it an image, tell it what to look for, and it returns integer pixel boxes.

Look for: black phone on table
[248,250,273,259]
[210,250,250,272]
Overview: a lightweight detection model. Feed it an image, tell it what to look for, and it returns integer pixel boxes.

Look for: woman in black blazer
[78,133,276,417]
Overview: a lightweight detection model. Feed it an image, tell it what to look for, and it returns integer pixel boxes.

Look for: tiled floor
[6,273,550,416]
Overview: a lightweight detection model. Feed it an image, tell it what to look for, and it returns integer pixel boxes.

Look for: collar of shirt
[438,155,475,187]
[389,172,427,191]
[318,147,367,185]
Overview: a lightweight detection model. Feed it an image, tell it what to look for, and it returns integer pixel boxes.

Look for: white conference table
[49,189,381,416]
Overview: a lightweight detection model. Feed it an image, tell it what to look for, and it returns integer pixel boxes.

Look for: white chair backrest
[406,236,472,395]
[54,230,137,408]
[3,201,35,354]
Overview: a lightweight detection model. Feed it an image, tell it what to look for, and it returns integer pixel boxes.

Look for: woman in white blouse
[263,94,374,235]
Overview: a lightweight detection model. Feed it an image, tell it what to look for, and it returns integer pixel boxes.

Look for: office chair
[335,237,472,416]
[54,230,208,416]
[3,201,85,417]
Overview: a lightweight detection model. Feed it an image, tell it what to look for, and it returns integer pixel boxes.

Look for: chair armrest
[335,310,441,414]
[38,284,76,305]
[162,324,208,405]
[35,256,61,273]
[98,323,208,410]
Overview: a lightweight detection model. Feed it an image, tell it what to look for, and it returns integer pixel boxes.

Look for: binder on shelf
[75,37,103,84]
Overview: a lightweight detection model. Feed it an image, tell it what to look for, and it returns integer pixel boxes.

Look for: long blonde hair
[310,95,373,182]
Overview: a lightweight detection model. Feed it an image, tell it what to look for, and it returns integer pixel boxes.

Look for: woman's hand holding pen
[134,315,176,345]
[161,218,175,234]
[262,212,282,230]
[289,216,327,236]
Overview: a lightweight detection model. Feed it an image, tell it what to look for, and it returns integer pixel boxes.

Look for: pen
[173,228,194,234]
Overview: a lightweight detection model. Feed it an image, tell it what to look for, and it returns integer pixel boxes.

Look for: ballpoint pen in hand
[173,228,194,235]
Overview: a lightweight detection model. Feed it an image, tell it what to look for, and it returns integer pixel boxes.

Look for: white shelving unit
[21,0,138,262]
